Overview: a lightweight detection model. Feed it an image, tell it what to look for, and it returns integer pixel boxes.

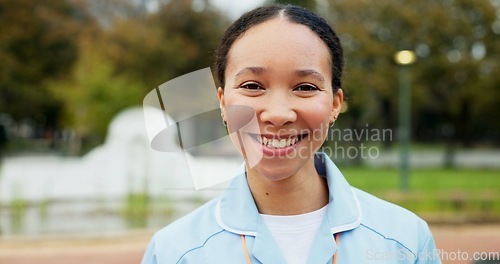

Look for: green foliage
[103,0,228,89]
[329,0,500,146]
[123,192,150,229]
[52,0,228,152]
[1,0,229,153]
[0,0,90,125]
[49,35,145,151]
[9,185,28,233]
[342,166,500,220]
[268,0,317,11]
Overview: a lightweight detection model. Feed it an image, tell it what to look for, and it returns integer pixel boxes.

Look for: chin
[247,153,312,183]
[250,165,297,182]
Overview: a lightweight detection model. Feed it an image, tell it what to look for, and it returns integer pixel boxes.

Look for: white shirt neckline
[260,205,328,264]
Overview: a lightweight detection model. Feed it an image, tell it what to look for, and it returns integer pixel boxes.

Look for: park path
[0,225,498,264]
[432,225,500,264]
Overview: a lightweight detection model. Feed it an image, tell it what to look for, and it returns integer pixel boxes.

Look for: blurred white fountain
[0,107,242,236]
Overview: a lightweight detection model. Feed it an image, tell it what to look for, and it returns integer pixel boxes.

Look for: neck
[247,160,329,215]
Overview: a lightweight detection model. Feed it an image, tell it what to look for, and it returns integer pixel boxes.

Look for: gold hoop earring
[221,113,227,127]
[329,115,338,127]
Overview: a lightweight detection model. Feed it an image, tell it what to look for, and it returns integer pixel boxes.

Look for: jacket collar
[216,152,362,236]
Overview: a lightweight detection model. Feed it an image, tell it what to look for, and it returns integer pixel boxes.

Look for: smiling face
[218,17,343,182]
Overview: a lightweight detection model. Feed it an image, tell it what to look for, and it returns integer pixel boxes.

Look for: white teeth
[257,135,301,148]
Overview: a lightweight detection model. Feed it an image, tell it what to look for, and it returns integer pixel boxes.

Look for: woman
[142,4,440,264]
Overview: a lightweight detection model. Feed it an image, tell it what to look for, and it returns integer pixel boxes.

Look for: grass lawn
[340,167,500,221]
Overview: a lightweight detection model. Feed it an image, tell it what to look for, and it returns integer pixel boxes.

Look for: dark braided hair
[215,4,344,93]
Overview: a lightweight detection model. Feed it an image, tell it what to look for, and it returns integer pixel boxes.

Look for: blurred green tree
[267,0,317,11]
[0,0,90,129]
[49,30,145,154]
[328,0,500,149]
[49,0,229,153]
[103,0,228,89]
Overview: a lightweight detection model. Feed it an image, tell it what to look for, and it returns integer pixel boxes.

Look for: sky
[210,0,266,19]
[144,0,267,19]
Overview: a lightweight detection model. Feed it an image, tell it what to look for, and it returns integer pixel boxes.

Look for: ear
[330,89,344,122]
[217,87,226,117]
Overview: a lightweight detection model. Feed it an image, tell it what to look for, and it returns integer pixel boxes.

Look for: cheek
[301,99,332,141]
[224,93,256,108]
[304,99,332,124]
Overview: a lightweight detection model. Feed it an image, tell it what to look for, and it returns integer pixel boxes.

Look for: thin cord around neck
[240,232,340,264]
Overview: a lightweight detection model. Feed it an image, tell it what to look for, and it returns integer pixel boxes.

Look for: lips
[248,133,307,149]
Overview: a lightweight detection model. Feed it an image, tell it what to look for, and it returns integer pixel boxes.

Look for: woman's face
[218,18,343,182]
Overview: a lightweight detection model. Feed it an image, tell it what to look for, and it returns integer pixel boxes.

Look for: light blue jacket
[142,153,441,263]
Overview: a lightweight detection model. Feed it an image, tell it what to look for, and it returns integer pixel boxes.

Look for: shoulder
[353,187,426,228]
[143,197,224,264]
[353,187,434,256]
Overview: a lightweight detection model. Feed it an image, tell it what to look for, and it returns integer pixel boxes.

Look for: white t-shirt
[260,205,327,264]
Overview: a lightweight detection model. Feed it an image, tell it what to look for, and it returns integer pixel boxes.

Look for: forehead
[226,18,331,76]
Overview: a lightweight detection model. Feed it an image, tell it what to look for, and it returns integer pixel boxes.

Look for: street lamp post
[394,50,416,191]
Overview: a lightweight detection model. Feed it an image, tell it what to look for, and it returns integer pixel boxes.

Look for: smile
[248,133,308,149]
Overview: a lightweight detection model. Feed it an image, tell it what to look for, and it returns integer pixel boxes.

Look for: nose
[259,92,297,127]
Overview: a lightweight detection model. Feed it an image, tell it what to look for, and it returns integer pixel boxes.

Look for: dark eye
[240,82,264,90]
[294,84,319,91]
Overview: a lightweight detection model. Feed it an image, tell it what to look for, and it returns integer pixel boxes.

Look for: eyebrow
[235,67,267,79]
[295,69,325,82]
[234,67,325,83]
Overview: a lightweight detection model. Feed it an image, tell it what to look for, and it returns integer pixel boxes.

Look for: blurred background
[0,0,499,263]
